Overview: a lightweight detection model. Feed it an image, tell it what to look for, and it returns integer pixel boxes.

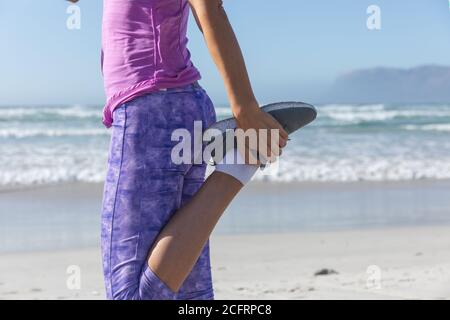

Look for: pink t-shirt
[101,0,201,127]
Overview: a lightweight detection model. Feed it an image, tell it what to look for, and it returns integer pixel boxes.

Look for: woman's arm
[189,0,288,161]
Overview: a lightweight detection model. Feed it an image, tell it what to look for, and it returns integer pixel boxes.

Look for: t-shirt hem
[102,72,201,128]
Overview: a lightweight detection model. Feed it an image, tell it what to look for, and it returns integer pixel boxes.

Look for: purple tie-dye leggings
[101,83,216,300]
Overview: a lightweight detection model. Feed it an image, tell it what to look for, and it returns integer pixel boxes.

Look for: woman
[70,0,287,299]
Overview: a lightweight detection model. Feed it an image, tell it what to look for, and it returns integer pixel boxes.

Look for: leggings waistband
[159,81,201,93]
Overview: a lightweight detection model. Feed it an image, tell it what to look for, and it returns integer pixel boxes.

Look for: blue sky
[0,0,449,106]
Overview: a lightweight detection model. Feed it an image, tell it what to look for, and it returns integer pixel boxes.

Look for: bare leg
[148,171,242,292]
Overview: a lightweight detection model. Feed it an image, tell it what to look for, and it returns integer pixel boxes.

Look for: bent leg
[176,165,215,300]
[148,171,242,292]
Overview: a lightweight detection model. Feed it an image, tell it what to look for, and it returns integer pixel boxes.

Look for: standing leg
[101,96,187,300]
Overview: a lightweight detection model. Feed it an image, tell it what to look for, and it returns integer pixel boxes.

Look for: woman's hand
[234,101,288,165]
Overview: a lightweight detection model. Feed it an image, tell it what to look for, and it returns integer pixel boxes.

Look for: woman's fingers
[238,142,260,165]
[247,147,261,166]
[255,127,285,164]
[279,136,288,148]
[263,114,288,151]
[272,131,287,152]
[266,114,289,139]
[234,108,290,165]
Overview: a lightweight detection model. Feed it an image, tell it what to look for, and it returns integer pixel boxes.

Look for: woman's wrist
[231,99,260,120]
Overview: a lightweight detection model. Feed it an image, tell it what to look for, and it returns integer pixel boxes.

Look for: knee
[139,267,177,300]
[108,268,177,300]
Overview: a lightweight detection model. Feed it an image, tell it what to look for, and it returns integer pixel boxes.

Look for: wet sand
[0,180,450,299]
[0,226,449,299]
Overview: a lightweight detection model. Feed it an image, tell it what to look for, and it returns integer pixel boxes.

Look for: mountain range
[325,65,450,104]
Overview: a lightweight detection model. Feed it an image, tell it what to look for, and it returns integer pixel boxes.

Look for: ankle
[214,148,259,185]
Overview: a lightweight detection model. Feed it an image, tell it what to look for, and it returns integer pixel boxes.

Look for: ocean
[1,103,450,252]
[1,103,450,189]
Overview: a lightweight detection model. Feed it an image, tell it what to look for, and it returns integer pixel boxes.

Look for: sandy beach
[0,226,449,300]
[1,180,450,300]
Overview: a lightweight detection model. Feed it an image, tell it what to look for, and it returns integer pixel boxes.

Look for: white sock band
[214,148,259,185]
